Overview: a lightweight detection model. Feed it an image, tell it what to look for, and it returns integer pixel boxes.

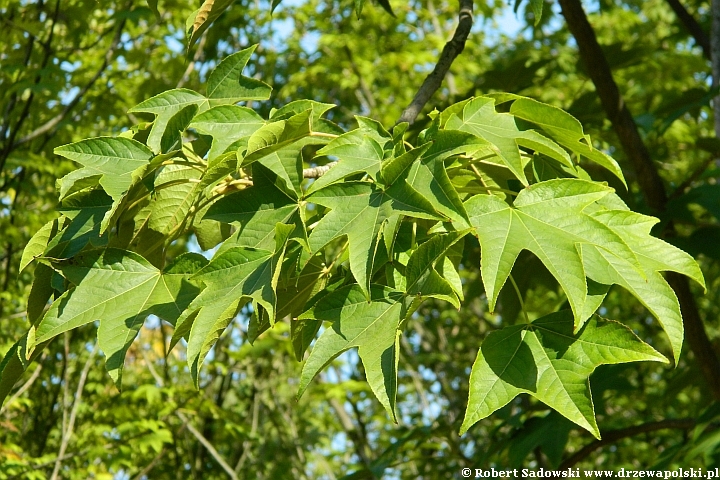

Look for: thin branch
[396,0,473,125]
[50,343,98,480]
[0,357,44,415]
[713,0,720,139]
[559,0,720,400]
[665,0,711,59]
[559,418,695,468]
[303,162,337,178]
[14,15,127,147]
[668,154,717,200]
[177,411,239,480]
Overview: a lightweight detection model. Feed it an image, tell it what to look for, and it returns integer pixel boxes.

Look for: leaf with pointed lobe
[308,181,441,297]
[54,137,154,202]
[30,249,204,387]
[465,179,643,330]
[206,45,272,105]
[446,97,573,186]
[128,89,207,153]
[460,311,668,438]
[176,224,292,386]
[508,97,625,185]
[298,285,407,420]
[189,105,265,160]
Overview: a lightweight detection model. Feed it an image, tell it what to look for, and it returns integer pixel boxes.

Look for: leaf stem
[509,274,530,324]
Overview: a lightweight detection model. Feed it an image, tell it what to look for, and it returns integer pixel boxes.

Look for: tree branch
[559,418,695,468]
[559,0,720,400]
[665,0,711,60]
[14,16,127,147]
[50,343,97,480]
[396,0,473,125]
[303,162,337,178]
[177,411,239,480]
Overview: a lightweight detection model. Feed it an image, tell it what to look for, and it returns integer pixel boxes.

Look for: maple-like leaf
[446,96,573,186]
[466,180,640,328]
[466,179,705,360]
[307,117,392,194]
[171,224,292,386]
[307,181,441,297]
[298,284,409,420]
[30,249,205,386]
[205,163,303,250]
[460,311,668,438]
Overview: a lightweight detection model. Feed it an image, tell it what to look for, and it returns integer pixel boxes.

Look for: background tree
[0,0,719,478]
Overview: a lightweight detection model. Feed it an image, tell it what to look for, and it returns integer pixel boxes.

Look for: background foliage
[1,0,719,478]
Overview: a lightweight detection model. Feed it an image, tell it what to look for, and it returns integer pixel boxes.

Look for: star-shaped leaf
[30,249,205,387]
[307,117,392,193]
[205,45,272,105]
[447,96,573,186]
[189,105,265,160]
[308,181,441,297]
[54,137,154,202]
[508,96,625,185]
[460,310,668,438]
[298,284,408,420]
[581,209,705,360]
[128,89,207,153]
[172,224,292,386]
[465,179,643,330]
[205,163,302,250]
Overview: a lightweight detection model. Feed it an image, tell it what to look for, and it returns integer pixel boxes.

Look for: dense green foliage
[1,0,720,478]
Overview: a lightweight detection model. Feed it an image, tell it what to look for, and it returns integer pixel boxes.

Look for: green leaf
[529,0,543,25]
[405,230,468,307]
[206,45,272,105]
[54,137,154,201]
[308,181,441,297]
[32,249,204,387]
[509,97,626,185]
[27,263,55,325]
[189,105,265,160]
[44,190,113,259]
[460,311,668,438]
[242,109,316,166]
[19,218,58,273]
[187,0,234,49]
[177,224,292,386]
[447,97,573,186]
[580,209,705,360]
[403,130,485,226]
[128,89,207,153]
[160,104,198,154]
[308,117,391,193]
[206,163,301,250]
[148,163,202,239]
[298,284,406,420]
[465,179,643,329]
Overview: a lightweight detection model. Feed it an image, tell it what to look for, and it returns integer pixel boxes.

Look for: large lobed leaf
[465,179,704,360]
[461,310,668,438]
